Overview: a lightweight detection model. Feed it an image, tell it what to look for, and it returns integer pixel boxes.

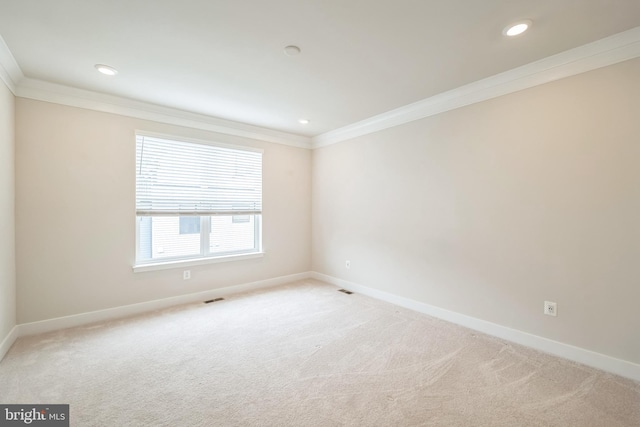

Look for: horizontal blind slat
[136,210,262,216]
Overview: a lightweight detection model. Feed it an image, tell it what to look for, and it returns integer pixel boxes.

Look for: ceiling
[0,0,639,138]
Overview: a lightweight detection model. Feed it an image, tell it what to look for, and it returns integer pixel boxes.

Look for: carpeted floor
[1,279,639,426]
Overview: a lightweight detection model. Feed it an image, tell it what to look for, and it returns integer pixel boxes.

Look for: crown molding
[15,78,312,149]
[312,26,640,148]
[0,33,307,147]
[0,34,24,94]
[0,31,309,148]
[5,26,640,150]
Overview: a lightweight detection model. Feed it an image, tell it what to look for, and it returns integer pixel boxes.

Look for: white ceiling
[1,0,640,139]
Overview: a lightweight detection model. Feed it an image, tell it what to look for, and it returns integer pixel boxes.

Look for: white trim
[0,34,23,94]
[133,252,265,273]
[5,26,640,150]
[0,326,19,362]
[18,272,311,337]
[15,78,312,149]
[311,272,640,382]
[312,25,640,148]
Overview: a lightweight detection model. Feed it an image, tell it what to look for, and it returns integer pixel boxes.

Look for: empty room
[1,1,639,425]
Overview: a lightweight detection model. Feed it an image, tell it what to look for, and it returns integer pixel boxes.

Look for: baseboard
[0,325,19,362]
[18,272,311,337]
[311,272,640,382]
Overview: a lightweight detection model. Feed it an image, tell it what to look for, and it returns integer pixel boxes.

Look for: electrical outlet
[345,260,351,269]
[544,301,557,316]
[183,270,191,280]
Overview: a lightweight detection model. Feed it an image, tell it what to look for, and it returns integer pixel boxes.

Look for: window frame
[133,131,264,272]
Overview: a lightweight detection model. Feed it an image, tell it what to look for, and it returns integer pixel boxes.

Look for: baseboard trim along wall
[16,272,311,338]
[5,270,639,382]
[310,271,640,382]
[0,326,18,363]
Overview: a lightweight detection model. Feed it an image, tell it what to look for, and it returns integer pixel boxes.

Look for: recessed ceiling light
[284,45,301,56]
[503,20,532,37]
[95,64,118,76]
[298,119,310,124]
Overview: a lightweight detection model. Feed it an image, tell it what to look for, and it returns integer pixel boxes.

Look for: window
[179,216,201,235]
[135,133,262,267]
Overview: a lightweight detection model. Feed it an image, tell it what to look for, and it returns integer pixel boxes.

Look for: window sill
[133,252,264,273]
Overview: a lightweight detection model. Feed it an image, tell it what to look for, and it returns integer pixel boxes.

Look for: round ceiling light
[95,64,118,76]
[298,118,310,124]
[284,45,301,56]
[503,20,532,37]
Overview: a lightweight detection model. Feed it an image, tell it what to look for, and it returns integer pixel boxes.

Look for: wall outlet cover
[544,301,557,316]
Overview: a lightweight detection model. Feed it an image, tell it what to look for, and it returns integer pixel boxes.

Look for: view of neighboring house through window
[135,133,262,265]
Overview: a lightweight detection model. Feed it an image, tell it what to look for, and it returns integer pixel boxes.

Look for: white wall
[312,58,640,365]
[8,53,640,371]
[16,99,311,323]
[0,79,15,343]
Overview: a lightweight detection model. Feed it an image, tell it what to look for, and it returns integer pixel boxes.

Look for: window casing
[135,133,262,267]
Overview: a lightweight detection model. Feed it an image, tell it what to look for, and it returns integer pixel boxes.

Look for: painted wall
[0,80,15,343]
[312,58,640,364]
[15,99,311,323]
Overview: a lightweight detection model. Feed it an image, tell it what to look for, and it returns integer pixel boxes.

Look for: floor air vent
[338,289,353,295]
[204,298,225,304]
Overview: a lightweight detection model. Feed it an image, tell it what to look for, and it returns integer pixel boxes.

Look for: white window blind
[136,135,262,216]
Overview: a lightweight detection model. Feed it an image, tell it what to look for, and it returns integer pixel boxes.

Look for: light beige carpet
[1,279,638,426]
